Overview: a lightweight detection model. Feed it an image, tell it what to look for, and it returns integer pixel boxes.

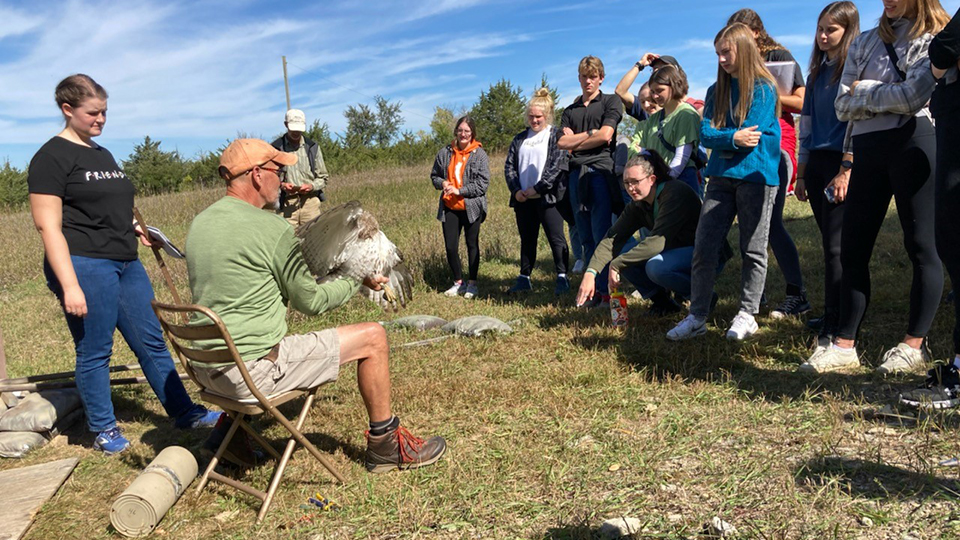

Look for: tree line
[0,76,564,209]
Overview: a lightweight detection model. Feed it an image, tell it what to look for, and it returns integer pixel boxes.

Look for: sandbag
[383,315,448,331]
[0,389,82,433]
[111,446,198,537]
[441,316,513,337]
[0,431,48,458]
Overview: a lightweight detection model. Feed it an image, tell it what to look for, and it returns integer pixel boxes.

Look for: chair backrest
[151,300,264,402]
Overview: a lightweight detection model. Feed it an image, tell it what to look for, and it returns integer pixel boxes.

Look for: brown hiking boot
[365,426,446,473]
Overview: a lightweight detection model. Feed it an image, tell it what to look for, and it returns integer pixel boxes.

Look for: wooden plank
[0,457,79,540]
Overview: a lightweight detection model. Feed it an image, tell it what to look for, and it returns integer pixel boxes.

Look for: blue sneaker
[507,275,532,294]
[176,407,222,429]
[94,427,131,455]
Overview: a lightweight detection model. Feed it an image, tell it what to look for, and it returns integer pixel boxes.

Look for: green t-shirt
[185,196,359,361]
[628,102,701,165]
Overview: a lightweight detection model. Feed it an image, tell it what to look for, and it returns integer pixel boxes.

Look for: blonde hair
[878,0,950,43]
[712,23,781,129]
[578,56,605,79]
[527,88,555,125]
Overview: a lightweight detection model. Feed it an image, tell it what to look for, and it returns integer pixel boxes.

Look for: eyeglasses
[622,174,652,189]
[257,164,285,181]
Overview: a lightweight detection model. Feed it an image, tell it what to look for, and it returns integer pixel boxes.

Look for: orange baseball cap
[218,138,297,179]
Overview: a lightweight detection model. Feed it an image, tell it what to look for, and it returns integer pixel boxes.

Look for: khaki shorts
[194,329,341,400]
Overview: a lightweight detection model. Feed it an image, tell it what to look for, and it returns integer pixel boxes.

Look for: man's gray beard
[271,198,281,211]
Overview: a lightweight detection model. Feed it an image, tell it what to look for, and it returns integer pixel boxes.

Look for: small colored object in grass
[308,493,342,511]
[939,457,960,467]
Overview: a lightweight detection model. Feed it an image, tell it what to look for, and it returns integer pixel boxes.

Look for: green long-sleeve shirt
[186,196,358,361]
[588,179,701,273]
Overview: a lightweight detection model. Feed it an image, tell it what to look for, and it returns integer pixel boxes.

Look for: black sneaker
[806,315,825,332]
[899,363,960,409]
[770,292,811,320]
[554,275,571,296]
[647,290,682,317]
[200,415,263,468]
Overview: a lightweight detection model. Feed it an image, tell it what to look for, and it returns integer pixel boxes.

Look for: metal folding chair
[151,300,345,523]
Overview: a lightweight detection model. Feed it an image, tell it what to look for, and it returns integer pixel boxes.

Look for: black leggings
[442,208,481,282]
[768,152,804,292]
[514,198,569,276]
[935,111,960,354]
[805,150,846,327]
[838,117,942,341]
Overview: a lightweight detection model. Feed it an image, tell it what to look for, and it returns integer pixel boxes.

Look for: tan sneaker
[365,426,446,473]
[798,345,860,373]
[876,342,930,375]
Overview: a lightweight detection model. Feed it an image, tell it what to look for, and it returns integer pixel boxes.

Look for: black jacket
[503,127,569,207]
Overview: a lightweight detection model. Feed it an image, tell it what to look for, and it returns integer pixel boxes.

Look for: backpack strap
[883,41,907,82]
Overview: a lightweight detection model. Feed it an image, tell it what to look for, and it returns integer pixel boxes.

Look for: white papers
[765,61,797,95]
[146,226,185,259]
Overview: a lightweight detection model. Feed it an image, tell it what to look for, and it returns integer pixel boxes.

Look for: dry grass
[2,158,960,539]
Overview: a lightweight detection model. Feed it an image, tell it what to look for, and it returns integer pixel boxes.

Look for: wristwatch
[588,128,597,137]
[635,61,644,71]
[840,160,853,170]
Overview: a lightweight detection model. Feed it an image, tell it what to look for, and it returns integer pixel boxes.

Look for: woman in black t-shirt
[27,74,218,455]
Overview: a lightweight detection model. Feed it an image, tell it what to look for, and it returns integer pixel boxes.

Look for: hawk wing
[297,201,365,279]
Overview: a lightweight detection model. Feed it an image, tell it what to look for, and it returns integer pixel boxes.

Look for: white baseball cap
[284,109,307,132]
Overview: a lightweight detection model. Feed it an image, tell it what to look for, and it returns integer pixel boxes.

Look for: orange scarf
[443,140,482,211]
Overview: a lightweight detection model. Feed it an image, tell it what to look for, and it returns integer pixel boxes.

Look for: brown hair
[808,2,860,86]
[454,115,477,143]
[55,74,108,111]
[527,88,555,126]
[578,56,605,79]
[878,0,950,43]
[624,148,672,185]
[648,65,689,103]
[727,8,784,57]
[712,23,781,129]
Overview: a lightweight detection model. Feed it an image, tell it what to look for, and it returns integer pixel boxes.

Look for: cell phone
[824,185,837,204]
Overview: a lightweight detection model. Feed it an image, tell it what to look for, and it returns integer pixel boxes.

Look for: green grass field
[1,158,959,539]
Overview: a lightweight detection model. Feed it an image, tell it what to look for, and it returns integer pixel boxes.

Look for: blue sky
[2,0,958,167]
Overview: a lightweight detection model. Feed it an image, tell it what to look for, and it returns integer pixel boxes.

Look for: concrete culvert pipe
[110,446,198,537]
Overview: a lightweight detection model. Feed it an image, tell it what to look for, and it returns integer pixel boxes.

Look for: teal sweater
[700,78,781,186]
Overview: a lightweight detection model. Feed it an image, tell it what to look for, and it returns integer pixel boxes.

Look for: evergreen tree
[123,136,185,195]
[470,79,526,152]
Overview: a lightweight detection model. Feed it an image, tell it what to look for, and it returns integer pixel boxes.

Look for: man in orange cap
[184,138,446,473]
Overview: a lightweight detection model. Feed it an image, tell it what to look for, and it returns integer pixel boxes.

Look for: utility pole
[282,56,291,110]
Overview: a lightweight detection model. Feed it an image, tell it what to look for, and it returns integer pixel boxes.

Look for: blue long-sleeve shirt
[799,60,849,163]
[700,78,781,186]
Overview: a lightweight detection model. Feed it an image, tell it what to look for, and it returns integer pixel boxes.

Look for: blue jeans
[619,247,695,300]
[44,256,205,432]
[569,167,615,294]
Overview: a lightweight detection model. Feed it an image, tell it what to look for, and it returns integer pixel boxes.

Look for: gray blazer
[430,144,490,224]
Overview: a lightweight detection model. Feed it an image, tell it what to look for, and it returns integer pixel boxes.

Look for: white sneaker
[443,281,464,297]
[876,342,930,375]
[571,259,585,274]
[725,311,758,341]
[666,314,707,341]
[798,345,860,373]
[463,283,479,299]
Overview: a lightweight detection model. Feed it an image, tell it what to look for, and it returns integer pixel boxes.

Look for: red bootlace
[394,426,424,463]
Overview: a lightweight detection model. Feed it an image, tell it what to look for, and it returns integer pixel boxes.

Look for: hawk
[297,201,413,311]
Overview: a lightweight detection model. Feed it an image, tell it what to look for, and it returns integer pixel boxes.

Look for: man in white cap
[271,109,329,229]
[186,138,447,473]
